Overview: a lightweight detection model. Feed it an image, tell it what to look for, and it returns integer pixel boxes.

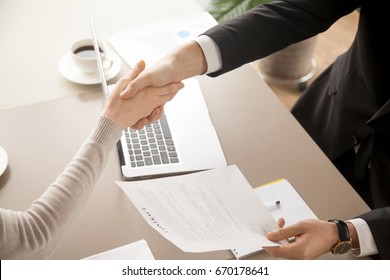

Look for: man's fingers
[263,242,299,260]
[267,224,303,242]
[158,82,184,96]
[155,83,184,105]
[121,80,183,101]
[277,218,286,228]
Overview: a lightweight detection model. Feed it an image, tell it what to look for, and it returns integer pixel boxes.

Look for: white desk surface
[0,0,370,260]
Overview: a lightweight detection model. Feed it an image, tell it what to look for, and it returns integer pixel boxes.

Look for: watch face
[333,241,352,254]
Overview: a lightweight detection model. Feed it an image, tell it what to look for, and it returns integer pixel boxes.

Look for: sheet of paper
[107,11,217,67]
[83,239,155,260]
[232,179,318,259]
[256,179,318,224]
[115,165,282,253]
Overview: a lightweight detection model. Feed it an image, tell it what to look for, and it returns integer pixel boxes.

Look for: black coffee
[74,45,103,58]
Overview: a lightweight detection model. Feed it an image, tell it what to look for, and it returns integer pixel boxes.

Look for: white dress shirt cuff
[193,35,222,74]
[347,218,378,257]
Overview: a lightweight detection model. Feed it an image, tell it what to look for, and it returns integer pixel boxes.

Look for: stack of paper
[115,165,284,253]
[115,166,316,259]
[231,179,318,259]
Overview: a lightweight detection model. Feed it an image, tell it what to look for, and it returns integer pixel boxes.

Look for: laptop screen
[89,10,110,97]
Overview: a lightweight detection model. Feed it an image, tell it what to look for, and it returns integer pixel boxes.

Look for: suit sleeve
[358,207,390,259]
[203,0,360,77]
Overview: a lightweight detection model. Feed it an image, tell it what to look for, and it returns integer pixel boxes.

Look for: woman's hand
[102,60,183,130]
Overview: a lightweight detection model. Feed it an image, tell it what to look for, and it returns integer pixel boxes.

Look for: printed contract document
[116,165,283,253]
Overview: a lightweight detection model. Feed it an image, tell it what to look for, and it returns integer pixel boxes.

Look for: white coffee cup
[70,38,113,74]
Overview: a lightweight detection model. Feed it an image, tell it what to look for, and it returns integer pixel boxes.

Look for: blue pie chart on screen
[177,30,190,38]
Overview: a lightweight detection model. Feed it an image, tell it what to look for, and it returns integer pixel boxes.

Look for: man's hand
[102,60,183,130]
[263,219,340,259]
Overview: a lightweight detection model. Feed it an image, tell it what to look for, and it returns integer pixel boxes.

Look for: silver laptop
[89,11,227,181]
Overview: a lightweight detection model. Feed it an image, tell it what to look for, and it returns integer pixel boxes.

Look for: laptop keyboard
[123,113,179,168]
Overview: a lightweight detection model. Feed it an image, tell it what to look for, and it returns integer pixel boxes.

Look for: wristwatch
[328,219,352,254]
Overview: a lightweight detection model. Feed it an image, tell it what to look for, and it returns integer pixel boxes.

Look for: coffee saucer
[58,51,122,85]
[0,145,8,177]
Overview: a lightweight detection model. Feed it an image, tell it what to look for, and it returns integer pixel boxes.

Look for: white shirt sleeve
[193,35,222,74]
[347,218,378,257]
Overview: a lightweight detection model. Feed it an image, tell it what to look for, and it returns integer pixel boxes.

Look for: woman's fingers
[123,60,146,81]
[130,106,163,130]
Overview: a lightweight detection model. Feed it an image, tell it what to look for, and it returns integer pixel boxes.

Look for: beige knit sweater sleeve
[0,116,122,259]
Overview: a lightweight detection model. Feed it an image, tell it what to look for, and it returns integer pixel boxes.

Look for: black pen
[264,200,281,210]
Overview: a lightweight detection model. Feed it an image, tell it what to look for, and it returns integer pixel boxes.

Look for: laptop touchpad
[165,79,213,136]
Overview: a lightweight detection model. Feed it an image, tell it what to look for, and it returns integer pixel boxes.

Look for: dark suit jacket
[203,0,390,259]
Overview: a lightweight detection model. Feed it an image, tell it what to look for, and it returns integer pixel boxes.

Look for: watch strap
[328,219,351,241]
